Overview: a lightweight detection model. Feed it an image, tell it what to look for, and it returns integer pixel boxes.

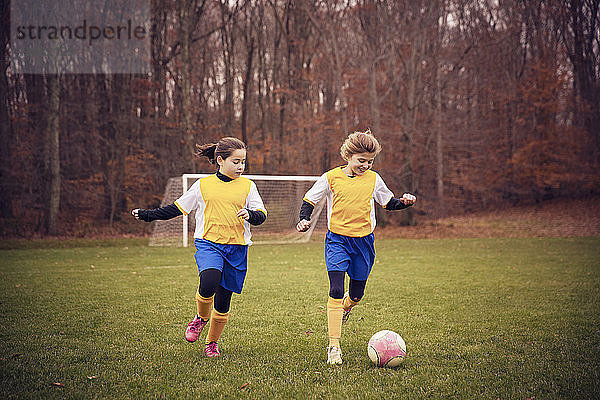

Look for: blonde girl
[297,130,416,365]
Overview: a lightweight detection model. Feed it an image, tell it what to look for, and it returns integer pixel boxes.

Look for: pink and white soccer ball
[367,330,406,367]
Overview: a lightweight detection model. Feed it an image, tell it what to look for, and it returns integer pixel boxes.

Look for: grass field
[1,237,599,399]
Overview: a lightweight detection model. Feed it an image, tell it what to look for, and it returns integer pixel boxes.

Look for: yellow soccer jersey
[303,167,394,237]
[174,175,267,245]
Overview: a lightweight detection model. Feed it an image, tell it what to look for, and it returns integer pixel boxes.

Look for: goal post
[149,174,327,247]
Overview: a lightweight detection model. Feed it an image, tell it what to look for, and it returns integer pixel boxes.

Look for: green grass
[0,237,599,399]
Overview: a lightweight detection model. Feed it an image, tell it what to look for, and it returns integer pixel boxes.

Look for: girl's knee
[349,279,366,301]
[329,287,344,299]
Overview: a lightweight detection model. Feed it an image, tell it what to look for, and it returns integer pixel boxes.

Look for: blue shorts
[324,231,375,281]
[194,238,248,294]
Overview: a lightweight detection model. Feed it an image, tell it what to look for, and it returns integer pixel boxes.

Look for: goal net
[149,174,327,247]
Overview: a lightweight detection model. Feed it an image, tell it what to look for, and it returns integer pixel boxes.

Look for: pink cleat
[185,316,207,342]
[204,341,220,357]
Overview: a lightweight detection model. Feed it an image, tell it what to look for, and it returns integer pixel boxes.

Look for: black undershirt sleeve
[299,200,315,221]
[384,197,411,210]
[137,203,183,222]
[247,209,266,226]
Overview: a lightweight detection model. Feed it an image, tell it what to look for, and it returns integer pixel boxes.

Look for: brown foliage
[1,0,598,238]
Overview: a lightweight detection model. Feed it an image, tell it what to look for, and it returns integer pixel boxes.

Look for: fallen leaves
[51,375,98,388]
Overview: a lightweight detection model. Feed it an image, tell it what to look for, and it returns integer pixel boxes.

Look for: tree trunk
[241,38,255,171]
[151,0,175,183]
[367,61,381,136]
[367,56,387,226]
[221,19,235,136]
[178,0,196,171]
[397,14,424,226]
[44,75,61,235]
[434,3,446,216]
[435,62,444,216]
[0,0,11,215]
[331,32,348,136]
[567,0,600,161]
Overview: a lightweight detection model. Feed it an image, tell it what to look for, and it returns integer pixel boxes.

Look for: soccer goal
[149,174,327,247]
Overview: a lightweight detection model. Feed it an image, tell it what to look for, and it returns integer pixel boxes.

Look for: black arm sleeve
[137,203,183,222]
[299,200,315,221]
[384,197,412,211]
[247,209,267,226]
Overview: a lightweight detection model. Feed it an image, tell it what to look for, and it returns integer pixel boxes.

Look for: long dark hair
[195,137,247,164]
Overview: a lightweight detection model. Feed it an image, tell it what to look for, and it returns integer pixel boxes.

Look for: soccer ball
[367,330,406,367]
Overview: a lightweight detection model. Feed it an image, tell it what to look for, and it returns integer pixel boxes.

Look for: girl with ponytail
[132,137,267,357]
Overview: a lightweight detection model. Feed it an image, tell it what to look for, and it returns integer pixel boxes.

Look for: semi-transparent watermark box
[10,0,150,74]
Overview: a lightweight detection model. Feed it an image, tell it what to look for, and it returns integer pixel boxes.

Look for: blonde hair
[339,129,381,161]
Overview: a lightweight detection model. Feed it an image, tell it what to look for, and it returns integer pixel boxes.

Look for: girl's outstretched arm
[384,193,416,210]
[131,204,183,222]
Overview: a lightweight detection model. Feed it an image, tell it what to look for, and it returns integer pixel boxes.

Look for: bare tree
[389,1,439,225]
[557,0,600,162]
[42,74,61,234]
[0,0,11,216]
[177,0,199,171]
[239,4,256,170]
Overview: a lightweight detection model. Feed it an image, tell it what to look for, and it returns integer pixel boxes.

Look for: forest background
[0,0,598,238]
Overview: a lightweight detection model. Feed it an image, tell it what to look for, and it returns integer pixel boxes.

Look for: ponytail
[195,143,218,164]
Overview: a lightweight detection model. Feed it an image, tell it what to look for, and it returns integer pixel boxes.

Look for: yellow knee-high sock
[327,297,343,348]
[343,294,360,311]
[195,292,214,321]
[205,310,229,343]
